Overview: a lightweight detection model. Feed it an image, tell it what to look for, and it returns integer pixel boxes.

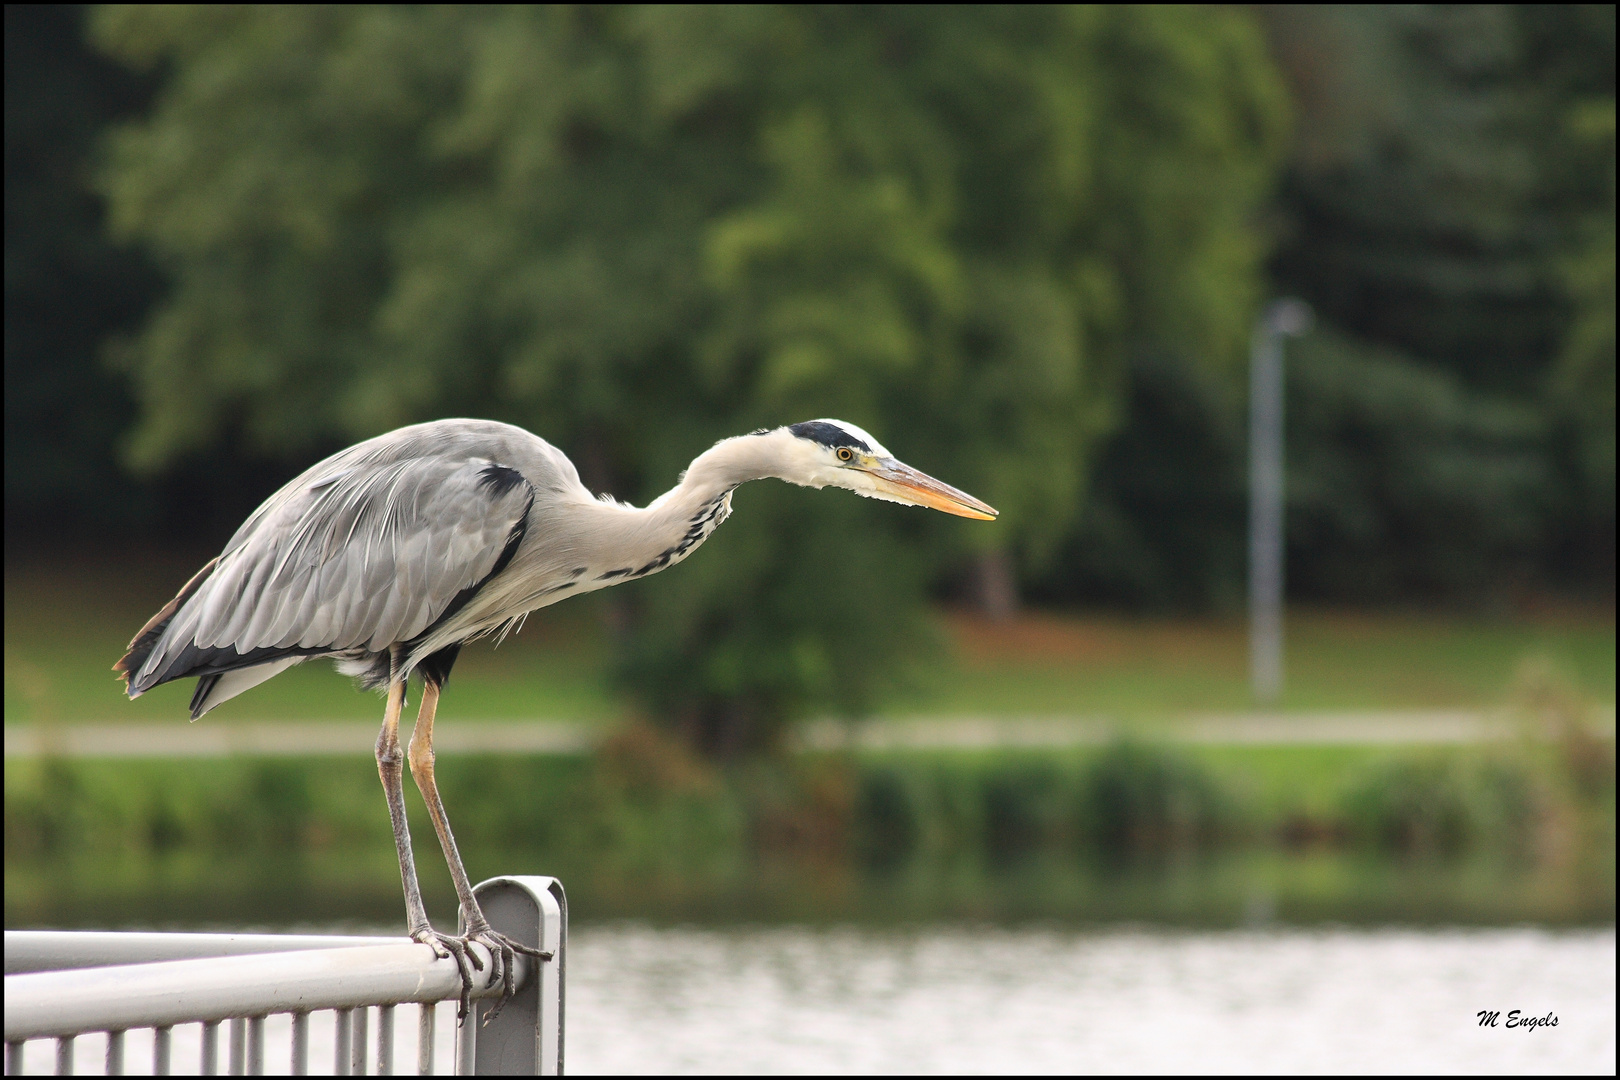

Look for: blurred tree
[1267,5,1566,392]
[1265,4,1615,595]
[1282,330,1548,600]
[4,5,159,540]
[1028,348,1247,612]
[1547,91,1615,587]
[1033,329,1552,609]
[92,5,1285,751]
[1036,4,1615,609]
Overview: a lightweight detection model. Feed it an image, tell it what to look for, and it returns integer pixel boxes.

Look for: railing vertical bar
[154,1026,172,1076]
[228,1017,246,1075]
[6,1041,23,1076]
[247,1016,265,1075]
[202,1020,221,1075]
[106,1029,126,1075]
[417,1004,436,1076]
[334,1009,353,1076]
[291,1011,309,1076]
[54,1036,73,1076]
[456,1011,474,1077]
[377,1005,395,1075]
[352,1007,369,1075]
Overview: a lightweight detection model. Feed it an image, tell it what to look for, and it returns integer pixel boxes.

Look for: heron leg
[408,679,550,1023]
[377,657,478,1008]
[375,673,440,943]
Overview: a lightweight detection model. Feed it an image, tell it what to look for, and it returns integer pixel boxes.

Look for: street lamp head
[1262,298,1314,338]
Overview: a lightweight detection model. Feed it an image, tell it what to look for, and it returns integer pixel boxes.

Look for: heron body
[117,417,995,1016]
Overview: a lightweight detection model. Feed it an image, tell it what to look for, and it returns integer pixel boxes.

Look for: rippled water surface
[567,925,1614,1074]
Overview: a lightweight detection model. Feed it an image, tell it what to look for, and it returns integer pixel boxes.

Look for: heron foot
[462,926,553,1027]
[410,927,484,1021]
[411,925,551,1025]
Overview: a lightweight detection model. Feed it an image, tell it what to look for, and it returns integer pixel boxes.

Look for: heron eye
[836,447,854,462]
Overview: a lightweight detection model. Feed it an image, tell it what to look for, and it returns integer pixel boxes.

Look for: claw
[412,926,553,1026]
[464,928,554,1027]
[412,929,478,1021]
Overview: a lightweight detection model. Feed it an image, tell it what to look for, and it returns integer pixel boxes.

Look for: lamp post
[1249,298,1312,704]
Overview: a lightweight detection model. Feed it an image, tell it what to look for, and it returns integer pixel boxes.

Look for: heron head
[773,419,998,521]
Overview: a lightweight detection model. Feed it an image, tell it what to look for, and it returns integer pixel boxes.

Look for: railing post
[378,1005,395,1075]
[352,1007,369,1076]
[291,1011,309,1075]
[202,1020,220,1075]
[248,1016,266,1074]
[458,877,566,1075]
[417,1003,437,1076]
[335,1009,353,1076]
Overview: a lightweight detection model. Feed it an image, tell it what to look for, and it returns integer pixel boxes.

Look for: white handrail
[5,931,405,974]
[4,875,566,1075]
[4,940,519,1041]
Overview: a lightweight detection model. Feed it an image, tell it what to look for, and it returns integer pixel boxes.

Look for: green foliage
[1079,742,1228,855]
[979,761,1067,862]
[1265,4,1615,591]
[8,733,1612,925]
[3,6,161,534]
[1284,331,1548,599]
[1037,327,1554,607]
[617,483,937,753]
[853,767,920,869]
[1340,756,1523,856]
[8,4,1612,632]
[91,5,1286,747]
[1550,94,1616,565]
[1039,5,1616,608]
[1265,5,1603,391]
[17,740,1602,869]
[1031,348,1247,610]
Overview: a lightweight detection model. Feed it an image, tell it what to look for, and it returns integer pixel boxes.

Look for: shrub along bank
[6,720,1612,928]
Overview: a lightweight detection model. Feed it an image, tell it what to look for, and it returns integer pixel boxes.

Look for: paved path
[9,709,1609,758]
[3,720,593,758]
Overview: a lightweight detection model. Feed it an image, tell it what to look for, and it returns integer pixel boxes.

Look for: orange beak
[865,458,998,520]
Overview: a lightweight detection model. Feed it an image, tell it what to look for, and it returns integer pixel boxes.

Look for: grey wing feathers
[124,423,539,699]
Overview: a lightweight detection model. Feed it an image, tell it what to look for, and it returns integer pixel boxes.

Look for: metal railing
[3,876,565,1076]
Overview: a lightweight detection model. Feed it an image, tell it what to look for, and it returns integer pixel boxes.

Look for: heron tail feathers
[114,556,221,697]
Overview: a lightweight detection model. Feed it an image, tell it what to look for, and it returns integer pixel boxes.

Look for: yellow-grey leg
[376,671,433,935]
[375,651,476,1000]
[408,679,550,1023]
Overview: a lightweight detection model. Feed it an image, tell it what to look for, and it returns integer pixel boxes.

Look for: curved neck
[572,430,796,586]
[649,430,792,513]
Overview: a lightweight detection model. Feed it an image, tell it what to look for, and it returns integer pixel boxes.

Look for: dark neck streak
[599,487,734,581]
[585,432,784,585]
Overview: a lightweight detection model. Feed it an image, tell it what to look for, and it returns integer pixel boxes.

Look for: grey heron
[116,418,996,1016]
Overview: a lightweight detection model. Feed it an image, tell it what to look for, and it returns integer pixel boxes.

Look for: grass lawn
[913,608,1615,720]
[5,554,1613,726]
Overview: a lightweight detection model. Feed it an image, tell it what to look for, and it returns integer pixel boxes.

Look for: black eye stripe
[789,420,871,454]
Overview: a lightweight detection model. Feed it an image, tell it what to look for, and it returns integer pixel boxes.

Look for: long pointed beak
[865,458,998,520]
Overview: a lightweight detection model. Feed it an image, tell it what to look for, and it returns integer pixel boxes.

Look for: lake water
[13,925,1613,1074]
[566,925,1614,1075]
